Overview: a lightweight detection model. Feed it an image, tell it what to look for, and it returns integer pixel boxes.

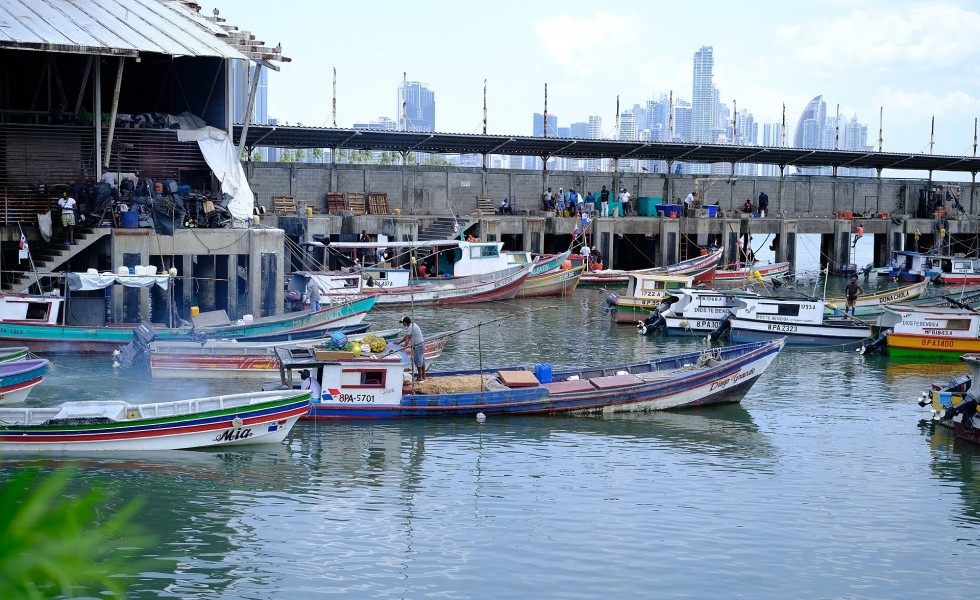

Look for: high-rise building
[794,95,827,149]
[692,46,716,145]
[230,60,268,126]
[352,117,398,131]
[673,100,692,143]
[532,113,560,137]
[761,123,784,176]
[397,81,435,132]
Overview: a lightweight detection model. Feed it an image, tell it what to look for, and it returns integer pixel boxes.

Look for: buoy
[561,260,572,270]
[476,412,486,423]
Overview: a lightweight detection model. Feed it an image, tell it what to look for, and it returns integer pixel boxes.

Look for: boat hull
[0,297,377,353]
[730,319,870,346]
[0,391,310,451]
[516,265,584,298]
[0,358,48,406]
[713,262,790,282]
[304,340,783,419]
[885,332,980,359]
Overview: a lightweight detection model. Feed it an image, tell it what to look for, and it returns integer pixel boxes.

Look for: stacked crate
[368,193,390,215]
[326,192,346,213]
[347,192,366,215]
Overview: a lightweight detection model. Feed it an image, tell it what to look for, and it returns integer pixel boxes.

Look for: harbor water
[6,240,980,599]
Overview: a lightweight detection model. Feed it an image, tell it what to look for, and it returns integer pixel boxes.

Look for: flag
[573,225,579,238]
[582,213,590,226]
[18,233,28,262]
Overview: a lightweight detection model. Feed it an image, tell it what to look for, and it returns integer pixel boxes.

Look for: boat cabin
[624,273,695,301]
[877,306,980,338]
[667,288,758,321]
[274,346,408,406]
[733,297,828,325]
[326,239,512,279]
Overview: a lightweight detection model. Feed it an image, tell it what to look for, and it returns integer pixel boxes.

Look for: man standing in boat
[845,276,864,316]
[304,274,321,312]
[398,316,426,382]
[300,369,322,402]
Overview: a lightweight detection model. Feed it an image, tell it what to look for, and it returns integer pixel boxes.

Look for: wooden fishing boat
[608,274,696,324]
[0,390,311,451]
[885,250,962,282]
[148,330,452,379]
[939,258,980,285]
[0,291,377,353]
[0,358,49,406]
[823,279,930,322]
[0,346,29,363]
[576,247,723,287]
[728,296,872,346]
[272,339,784,420]
[713,261,790,282]
[516,264,585,298]
[643,288,761,337]
[874,305,980,359]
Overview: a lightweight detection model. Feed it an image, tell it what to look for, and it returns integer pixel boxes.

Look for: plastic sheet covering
[175,120,254,225]
[67,272,171,292]
[37,211,52,242]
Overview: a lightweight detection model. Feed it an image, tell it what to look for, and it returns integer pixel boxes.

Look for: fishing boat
[516,264,585,298]
[272,339,784,420]
[576,247,723,287]
[148,330,452,379]
[727,296,872,346]
[885,250,963,282]
[0,390,311,451]
[924,355,980,444]
[870,305,980,359]
[915,364,972,426]
[0,283,377,353]
[0,358,49,406]
[641,288,762,337]
[713,261,790,283]
[939,258,980,285]
[607,274,696,324]
[823,279,930,322]
[0,346,29,363]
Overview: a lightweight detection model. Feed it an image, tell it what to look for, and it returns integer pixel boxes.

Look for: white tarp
[68,272,171,292]
[176,123,254,225]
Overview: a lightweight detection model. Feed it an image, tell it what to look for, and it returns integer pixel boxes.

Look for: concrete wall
[244,162,979,219]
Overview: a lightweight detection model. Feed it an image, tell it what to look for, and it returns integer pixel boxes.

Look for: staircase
[418,217,474,241]
[5,226,110,292]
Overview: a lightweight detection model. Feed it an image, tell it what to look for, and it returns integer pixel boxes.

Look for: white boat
[608,274,696,324]
[0,390,310,452]
[728,296,872,346]
[646,288,762,337]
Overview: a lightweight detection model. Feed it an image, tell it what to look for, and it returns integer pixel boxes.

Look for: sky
[208,0,980,157]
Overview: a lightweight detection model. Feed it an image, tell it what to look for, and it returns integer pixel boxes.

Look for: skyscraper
[230,59,268,125]
[692,46,716,145]
[794,95,827,149]
[532,113,559,137]
[397,81,435,132]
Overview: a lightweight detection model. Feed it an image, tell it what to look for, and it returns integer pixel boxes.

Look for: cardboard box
[314,350,357,361]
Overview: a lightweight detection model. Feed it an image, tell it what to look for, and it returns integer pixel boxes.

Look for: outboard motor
[602,293,619,315]
[637,310,666,336]
[707,311,734,342]
[919,374,972,408]
[113,322,158,370]
[858,328,891,356]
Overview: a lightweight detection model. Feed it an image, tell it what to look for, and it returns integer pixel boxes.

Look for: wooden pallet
[477,195,495,213]
[368,193,389,215]
[326,192,346,213]
[347,192,366,215]
[273,196,296,215]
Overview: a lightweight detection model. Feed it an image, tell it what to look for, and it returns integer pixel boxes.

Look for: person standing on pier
[684,191,695,217]
[845,276,863,316]
[619,188,631,216]
[600,186,610,217]
[584,190,595,216]
[59,191,77,245]
[398,316,426,381]
[758,191,769,217]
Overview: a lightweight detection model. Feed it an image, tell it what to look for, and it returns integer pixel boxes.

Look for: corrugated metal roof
[0,0,248,59]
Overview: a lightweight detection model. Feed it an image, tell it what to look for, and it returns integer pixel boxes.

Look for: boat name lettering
[767,323,799,333]
[214,427,253,442]
[921,338,955,348]
[877,289,911,304]
[923,329,953,336]
[0,327,25,335]
[640,291,664,297]
[338,393,375,403]
[731,368,756,384]
[903,319,944,328]
[695,320,719,328]
[709,378,730,392]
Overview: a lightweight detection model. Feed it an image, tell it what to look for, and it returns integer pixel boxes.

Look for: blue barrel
[120,210,139,228]
[534,363,552,384]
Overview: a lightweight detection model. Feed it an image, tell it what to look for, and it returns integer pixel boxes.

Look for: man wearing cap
[300,368,322,401]
[304,274,321,311]
[397,316,425,381]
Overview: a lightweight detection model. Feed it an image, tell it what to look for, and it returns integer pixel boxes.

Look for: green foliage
[0,468,151,599]
[251,150,263,162]
[378,151,398,165]
[424,155,451,166]
[279,149,295,162]
[311,147,324,162]
[405,152,417,165]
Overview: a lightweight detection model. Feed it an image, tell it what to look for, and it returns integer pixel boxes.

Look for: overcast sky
[210,0,980,157]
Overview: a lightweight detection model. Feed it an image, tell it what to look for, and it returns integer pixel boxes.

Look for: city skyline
[212,0,980,159]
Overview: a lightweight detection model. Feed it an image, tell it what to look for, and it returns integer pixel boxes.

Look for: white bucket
[243,314,254,324]
[117,266,129,276]
[134,265,148,276]
[146,265,157,275]
[86,268,98,275]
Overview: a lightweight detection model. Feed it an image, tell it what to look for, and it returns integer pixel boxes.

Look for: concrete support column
[830,219,853,274]
[395,219,418,244]
[247,229,284,318]
[181,254,193,318]
[592,218,614,266]
[776,219,798,274]
[110,231,150,323]
[226,254,239,320]
[480,218,502,243]
[777,165,785,215]
[522,218,544,253]
[884,218,903,262]
[658,218,680,267]
[197,255,216,312]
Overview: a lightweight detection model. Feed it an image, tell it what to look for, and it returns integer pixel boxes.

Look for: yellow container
[305,206,313,217]
[190,306,200,317]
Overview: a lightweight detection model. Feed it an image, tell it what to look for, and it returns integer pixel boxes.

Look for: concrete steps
[4,227,110,292]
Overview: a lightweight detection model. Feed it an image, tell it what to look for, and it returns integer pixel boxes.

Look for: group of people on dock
[541,186,632,218]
